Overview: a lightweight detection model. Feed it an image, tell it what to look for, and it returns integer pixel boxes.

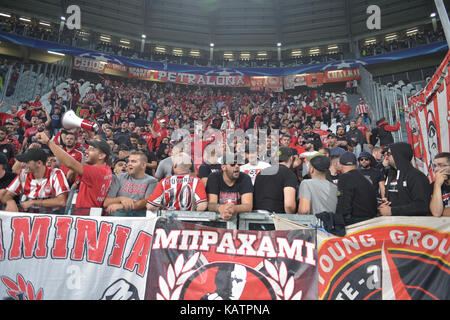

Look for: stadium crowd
[0,74,448,226]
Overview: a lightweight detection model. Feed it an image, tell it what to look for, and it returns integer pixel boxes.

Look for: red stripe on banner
[383,246,411,300]
[416,113,429,177]
[402,285,439,300]
[364,288,382,300]
[388,253,450,275]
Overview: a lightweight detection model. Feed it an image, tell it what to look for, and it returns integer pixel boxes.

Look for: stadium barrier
[64,206,319,231]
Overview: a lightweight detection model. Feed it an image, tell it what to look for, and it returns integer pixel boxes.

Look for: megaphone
[62,110,99,132]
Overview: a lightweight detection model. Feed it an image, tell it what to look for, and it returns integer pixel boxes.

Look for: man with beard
[2,148,69,213]
[35,132,113,214]
[104,151,158,215]
[379,142,431,216]
[207,153,253,220]
[298,154,337,215]
[430,152,450,217]
[335,125,348,150]
[357,151,385,199]
[253,146,298,214]
[137,138,158,176]
[302,125,322,151]
[326,133,346,157]
[346,120,365,158]
[60,131,83,179]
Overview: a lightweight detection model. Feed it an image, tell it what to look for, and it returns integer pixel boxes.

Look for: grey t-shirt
[298,178,338,215]
[108,173,158,201]
[155,157,173,180]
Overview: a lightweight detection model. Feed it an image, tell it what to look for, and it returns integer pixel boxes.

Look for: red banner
[324,68,360,83]
[318,217,450,300]
[145,219,318,300]
[405,50,450,181]
[250,77,266,91]
[305,73,324,87]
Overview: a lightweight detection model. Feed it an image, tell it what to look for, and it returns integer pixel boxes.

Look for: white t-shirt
[240,161,271,185]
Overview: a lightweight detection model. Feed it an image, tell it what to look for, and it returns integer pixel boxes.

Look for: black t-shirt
[0,171,16,189]
[0,143,15,162]
[206,171,253,205]
[198,162,222,179]
[336,135,348,151]
[143,150,157,175]
[253,164,299,213]
[358,167,384,188]
[326,171,340,185]
[336,169,377,225]
[431,182,450,209]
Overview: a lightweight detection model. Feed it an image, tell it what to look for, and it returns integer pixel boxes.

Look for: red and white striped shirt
[147,174,207,211]
[356,103,369,115]
[7,167,70,200]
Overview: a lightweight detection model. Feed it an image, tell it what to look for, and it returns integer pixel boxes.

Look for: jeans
[362,114,371,126]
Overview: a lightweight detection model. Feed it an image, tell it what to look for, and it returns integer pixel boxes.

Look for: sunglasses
[227,163,240,167]
[359,158,370,161]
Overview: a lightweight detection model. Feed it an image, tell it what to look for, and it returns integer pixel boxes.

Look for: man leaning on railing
[1,148,69,213]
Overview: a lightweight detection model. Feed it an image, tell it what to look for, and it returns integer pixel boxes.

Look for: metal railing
[62,205,319,231]
[0,59,72,110]
[358,65,423,143]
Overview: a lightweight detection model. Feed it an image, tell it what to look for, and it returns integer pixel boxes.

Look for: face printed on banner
[179,262,276,300]
[229,264,247,300]
[426,110,440,172]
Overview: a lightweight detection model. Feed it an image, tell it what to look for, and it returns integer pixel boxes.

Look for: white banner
[0,212,157,300]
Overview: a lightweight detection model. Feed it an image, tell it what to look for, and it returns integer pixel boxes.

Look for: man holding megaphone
[35,130,113,215]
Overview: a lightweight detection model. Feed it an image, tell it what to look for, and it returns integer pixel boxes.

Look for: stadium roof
[0,0,447,50]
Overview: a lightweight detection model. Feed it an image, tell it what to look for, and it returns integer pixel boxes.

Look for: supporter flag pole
[435,0,450,48]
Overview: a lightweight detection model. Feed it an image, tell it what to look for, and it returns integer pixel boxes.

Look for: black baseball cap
[16,148,48,163]
[339,151,357,166]
[309,154,330,172]
[86,139,112,157]
[327,133,337,139]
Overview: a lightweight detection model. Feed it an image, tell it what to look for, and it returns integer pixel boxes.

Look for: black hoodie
[385,142,432,216]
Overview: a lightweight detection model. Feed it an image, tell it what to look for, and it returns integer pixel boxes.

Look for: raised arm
[35,132,84,176]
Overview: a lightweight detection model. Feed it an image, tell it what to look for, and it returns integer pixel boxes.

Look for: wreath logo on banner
[156,253,302,300]
[156,252,200,300]
[1,274,43,300]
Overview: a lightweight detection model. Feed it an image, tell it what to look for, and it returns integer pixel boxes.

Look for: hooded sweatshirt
[385,142,432,216]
